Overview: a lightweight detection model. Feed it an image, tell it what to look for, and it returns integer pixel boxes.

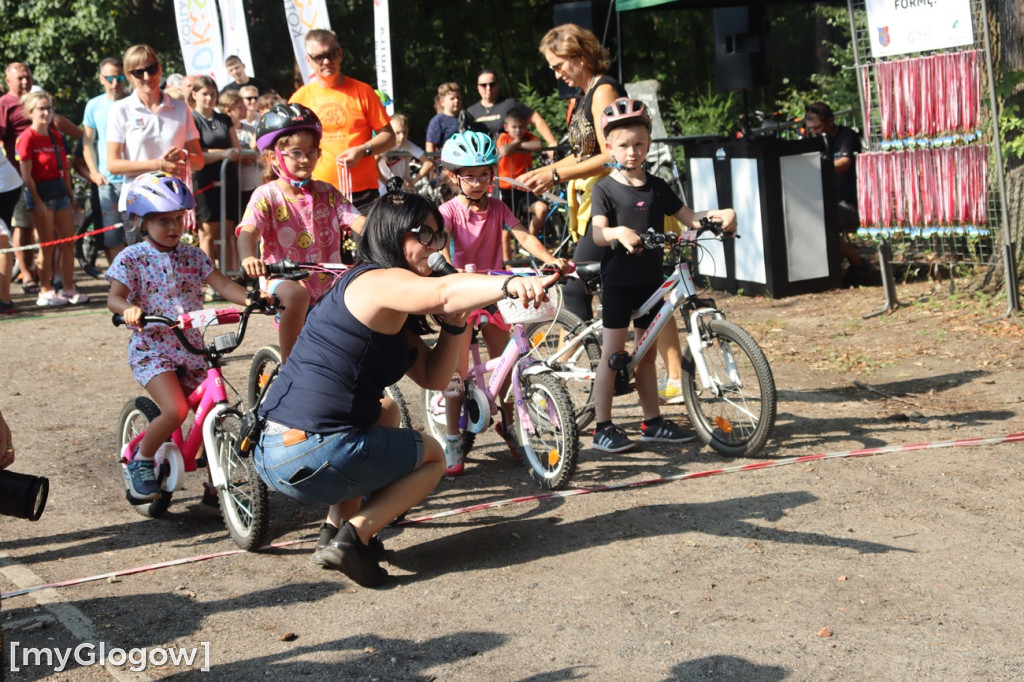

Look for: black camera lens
[0,470,49,521]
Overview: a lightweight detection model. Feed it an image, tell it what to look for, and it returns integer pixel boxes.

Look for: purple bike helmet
[256,103,323,153]
[125,172,195,220]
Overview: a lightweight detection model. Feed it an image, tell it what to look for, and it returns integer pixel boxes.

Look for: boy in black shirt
[588,98,736,453]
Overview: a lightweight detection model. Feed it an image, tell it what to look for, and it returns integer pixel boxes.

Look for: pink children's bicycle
[423,270,581,490]
[114,292,275,550]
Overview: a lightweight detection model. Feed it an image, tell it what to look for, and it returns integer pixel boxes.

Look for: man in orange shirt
[290,29,395,213]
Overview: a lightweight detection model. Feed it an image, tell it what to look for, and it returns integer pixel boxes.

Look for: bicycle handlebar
[612,218,737,252]
[111,292,275,357]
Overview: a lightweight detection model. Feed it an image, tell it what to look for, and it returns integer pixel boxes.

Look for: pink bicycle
[114,292,275,550]
[423,270,581,489]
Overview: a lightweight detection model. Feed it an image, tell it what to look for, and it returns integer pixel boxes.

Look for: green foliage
[515,83,568,141]
[996,71,1024,161]
[665,86,740,137]
[772,6,861,121]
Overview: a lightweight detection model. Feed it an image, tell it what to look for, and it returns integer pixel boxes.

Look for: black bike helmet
[256,103,323,152]
[600,97,652,136]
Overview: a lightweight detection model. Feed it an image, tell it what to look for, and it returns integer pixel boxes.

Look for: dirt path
[2,274,1023,680]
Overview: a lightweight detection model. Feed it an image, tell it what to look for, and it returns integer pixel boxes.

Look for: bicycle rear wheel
[116,397,172,518]
[524,309,601,430]
[681,319,776,458]
[247,345,282,411]
[383,384,412,429]
[213,409,269,551]
[516,372,579,490]
[422,388,477,455]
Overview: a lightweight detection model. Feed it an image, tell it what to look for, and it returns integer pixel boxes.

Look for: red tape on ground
[4,431,1023,600]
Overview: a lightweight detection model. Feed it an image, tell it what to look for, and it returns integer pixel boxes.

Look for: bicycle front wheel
[213,409,269,551]
[516,372,580,490]
[681,319,776,458]
[524,309,601,430]
[247,345,283,411]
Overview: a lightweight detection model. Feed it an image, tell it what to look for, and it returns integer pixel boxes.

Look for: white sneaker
[36,291,68,307]
[60,289,89,305]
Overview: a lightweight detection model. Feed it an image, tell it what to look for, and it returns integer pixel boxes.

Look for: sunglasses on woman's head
[129,63,160,79]
[408,224,448,250]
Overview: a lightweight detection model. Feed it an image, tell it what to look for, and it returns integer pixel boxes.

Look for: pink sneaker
[36,291,68,307]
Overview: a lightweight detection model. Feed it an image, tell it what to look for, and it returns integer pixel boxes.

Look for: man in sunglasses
[219,55,273,97]
[81,57,128,260]
[466,68,558,151]
[290,29,395,214]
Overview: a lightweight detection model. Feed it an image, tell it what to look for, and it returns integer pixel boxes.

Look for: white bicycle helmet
[125,172,195,220]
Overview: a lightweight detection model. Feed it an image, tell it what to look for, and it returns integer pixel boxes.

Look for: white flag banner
[283,0,332,84]
[219,0,254,77]
[173,0,228,86]
[865,0,974,58]
[373,0,394,114]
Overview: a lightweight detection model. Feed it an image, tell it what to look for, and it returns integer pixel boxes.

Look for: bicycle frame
[464,320,547,434]
[540,248,724,393]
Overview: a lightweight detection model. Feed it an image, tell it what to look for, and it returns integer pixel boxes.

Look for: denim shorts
[254,423,424,505]
[24,180,70,212]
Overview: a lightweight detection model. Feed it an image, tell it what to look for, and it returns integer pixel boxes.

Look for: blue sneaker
[125,458,162,501]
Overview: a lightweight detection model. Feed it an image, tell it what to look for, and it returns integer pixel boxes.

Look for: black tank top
[568,75,627,161]
[259,263,414,432]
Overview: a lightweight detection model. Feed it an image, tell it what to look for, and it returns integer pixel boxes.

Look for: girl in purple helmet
[236,103,364,360]
[107,172,255,503]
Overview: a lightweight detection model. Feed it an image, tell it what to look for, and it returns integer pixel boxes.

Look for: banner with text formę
[173,0,229,86]
[865,0,974,59]
[218,0,255,78]
[284,0,332,84]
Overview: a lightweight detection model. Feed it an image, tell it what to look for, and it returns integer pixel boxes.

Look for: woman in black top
[517,23,626,321]
[189,76,241,269]
[253,189,560,587]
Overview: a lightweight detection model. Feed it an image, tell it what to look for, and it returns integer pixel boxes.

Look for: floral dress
[107,240,214,390]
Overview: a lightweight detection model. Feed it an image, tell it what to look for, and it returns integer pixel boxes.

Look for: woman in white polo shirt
[106,44,204,245]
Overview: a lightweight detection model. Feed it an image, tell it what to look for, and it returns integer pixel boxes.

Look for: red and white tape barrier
[3,431,1022,600]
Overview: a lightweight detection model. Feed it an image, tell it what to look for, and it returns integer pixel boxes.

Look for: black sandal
[21,280,39,295]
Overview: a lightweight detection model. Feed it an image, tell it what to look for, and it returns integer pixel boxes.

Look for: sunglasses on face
[456,172,492,185]
[102,74,126,83]
[243,96,258,101]
[477,81,497,88]
[408,224,448,250]
[307,48,340,63]
[549,58,570,73]
[129,63,160,79]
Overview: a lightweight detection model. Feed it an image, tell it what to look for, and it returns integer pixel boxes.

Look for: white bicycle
[526,219,777,458]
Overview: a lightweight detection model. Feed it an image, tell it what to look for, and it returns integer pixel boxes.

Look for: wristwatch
[551,167,561,184]
[364,143,373,157]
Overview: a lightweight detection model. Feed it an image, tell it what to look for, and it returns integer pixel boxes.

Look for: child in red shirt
[496,109,548,262]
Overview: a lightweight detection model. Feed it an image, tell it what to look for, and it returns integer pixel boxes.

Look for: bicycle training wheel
[421,388,477,455]
[383,384,412,429]
[516,372,580,490]
[681,319,776,458]
[247,345,283,411]
[116,397,172,518]
[213,409,269,551]
[524,309,601,430]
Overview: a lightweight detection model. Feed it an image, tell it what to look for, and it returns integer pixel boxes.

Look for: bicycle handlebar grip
[112,313,125,327]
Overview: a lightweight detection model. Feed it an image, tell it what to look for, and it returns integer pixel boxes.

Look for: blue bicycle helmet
[440,131,498,170]
[125,172,195,220]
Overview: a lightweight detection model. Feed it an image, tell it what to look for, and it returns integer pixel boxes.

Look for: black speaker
[713,6,768,92]
[552,1,610,100]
